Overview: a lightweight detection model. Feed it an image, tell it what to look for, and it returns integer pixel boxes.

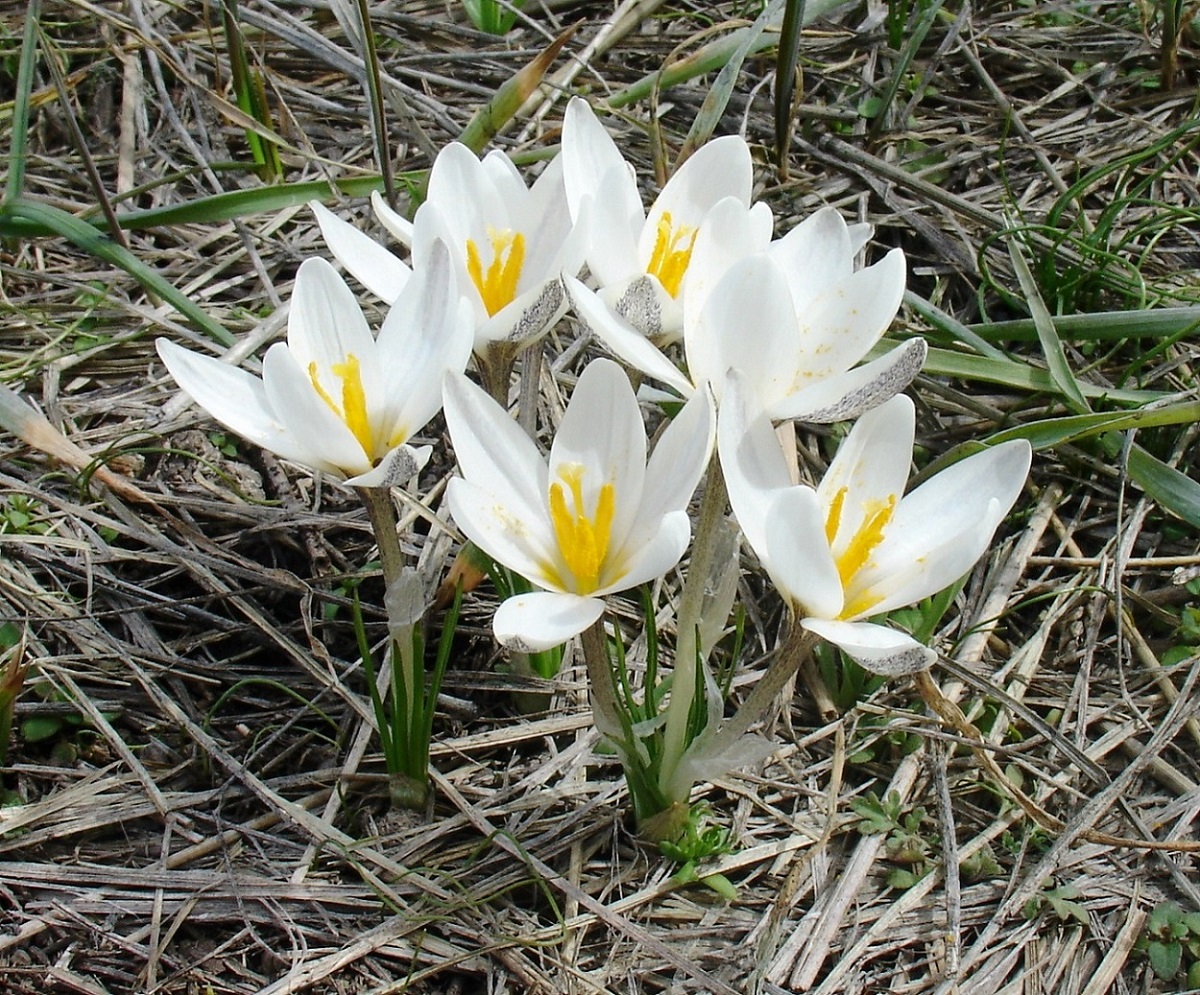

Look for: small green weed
[851,790,934,889]
[0,494,50,536]
[1136,901,1200,986]
[1022,880,1089,925]
[660,804,737,900]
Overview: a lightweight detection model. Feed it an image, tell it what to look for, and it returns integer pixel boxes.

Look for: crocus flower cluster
[155,96,1033,830]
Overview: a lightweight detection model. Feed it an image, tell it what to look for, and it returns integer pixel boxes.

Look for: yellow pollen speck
[466,228,525,316]
[645,211,697,298]
[546,463,616,595]
[309,354,374,457]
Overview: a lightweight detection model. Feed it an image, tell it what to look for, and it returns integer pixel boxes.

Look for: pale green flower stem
[483,342,561,710]
[658,454,726,802]
[580,616,626,748]
[356,484,427,810]
[705,621,818,763]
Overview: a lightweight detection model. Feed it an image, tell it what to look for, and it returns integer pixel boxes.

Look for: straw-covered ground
[2,1,1199,992]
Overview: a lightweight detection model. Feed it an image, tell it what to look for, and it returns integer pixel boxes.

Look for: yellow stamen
[309,354,374,456]
[465,228,525,316]
[547,463,616,595]
[825,490,897,619]
[824,486,847,547]
[645,211,698,298]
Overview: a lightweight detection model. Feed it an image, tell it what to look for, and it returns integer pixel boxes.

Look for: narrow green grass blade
[6,0,41,204]
[678,0,783,164]
[866,0,943,140]
[905,290,1006,360]
[607,0,851,110]
[919,344,1160,406]
[773,0,806,175]
[355,0,394,204]
[972,305,1200,343]
[984,401,1200,450]
[1124,443,1200,528]
[2,200,232,346]
[1006,233,1089,413]
[0,176,397,236]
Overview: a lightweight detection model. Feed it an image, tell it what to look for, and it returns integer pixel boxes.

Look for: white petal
[426,143,502,241]
[854,439,1031,616]
[600,507,691,594]
[683,197,772,325]
[767,207,854,306]
[847,222,874,255]
[156,339,328,471]
[442,371,548,524]
[549,358,646,553]
[581,166,645,289]
[480,147,526,201]
[801,617,935,676]
[285,258,385,433]
[566,276,694,397]
[762,487,844,619]
[371,191,414,247]
[716,371,794,560]
[375,240,474,443]
[817,394,914,555]
[562,98,634,221]
[562,99,644,281]
[310,200,411,304]
[493,591,605,652]
[690,254,798,406]
[600,273,683,344]
[641,385,715,524]
[343,444,431,488]
[261,341,370,475]
[790,249,907,382]
[642,135,752,260]
[518,155,577,283]
[767,338,927,424]
[445,477,559,587]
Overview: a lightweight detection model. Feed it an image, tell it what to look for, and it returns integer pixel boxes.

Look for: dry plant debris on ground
[1,1,1199,992]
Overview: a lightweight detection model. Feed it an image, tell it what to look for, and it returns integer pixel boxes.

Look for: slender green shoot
[462,0,527,35]
[6,0,40,205]
[355,0,396,207]
[0,199,233,345]
[355,578,464,811]
[219,0,283,181]
[866,0,943,141]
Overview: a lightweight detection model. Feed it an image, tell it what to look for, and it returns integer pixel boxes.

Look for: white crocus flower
[570,198,925,424]
[314,142,585,368]
[561,97,768,344]
[443,358,715,652]
[718,374,1032,675]
[157,244,472,488]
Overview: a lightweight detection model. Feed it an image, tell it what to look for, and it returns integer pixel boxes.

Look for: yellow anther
[834,493,896,590]
[465,228,525,316]
[645,211,697,298]
[309,354,374,457]
[547,463,616,595]
[824,486,847,546]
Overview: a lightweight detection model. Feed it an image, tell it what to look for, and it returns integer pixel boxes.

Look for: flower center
[309,354,374,457]
[825,486,896,618]
[465,228,525,317]
[645,211,697,298]
[547,462,616,595]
